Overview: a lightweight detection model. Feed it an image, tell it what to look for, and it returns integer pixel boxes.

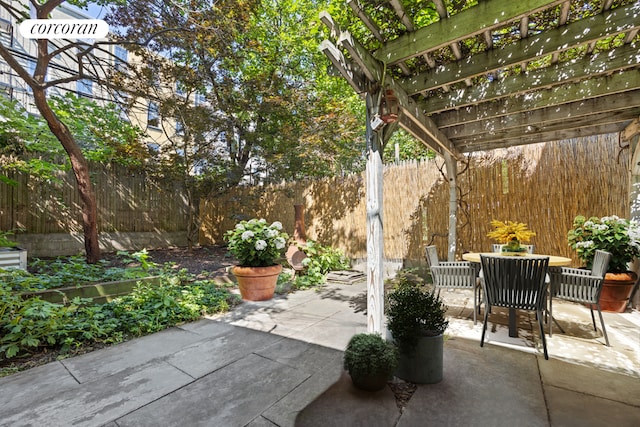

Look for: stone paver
[1,280,639,427]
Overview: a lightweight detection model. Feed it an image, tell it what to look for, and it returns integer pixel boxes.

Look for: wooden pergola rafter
[320,0,640,333]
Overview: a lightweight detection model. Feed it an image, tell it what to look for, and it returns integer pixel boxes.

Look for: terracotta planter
[599,271,638,313]
[232,264,283,301]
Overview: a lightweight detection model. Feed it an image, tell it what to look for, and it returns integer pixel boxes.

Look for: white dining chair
[426,246,480,324]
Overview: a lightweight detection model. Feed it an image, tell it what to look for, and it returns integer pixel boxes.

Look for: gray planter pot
[0,247,27,270]
[395,334,444,384]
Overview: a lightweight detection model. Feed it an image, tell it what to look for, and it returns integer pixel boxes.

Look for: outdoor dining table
[461,252,572,338]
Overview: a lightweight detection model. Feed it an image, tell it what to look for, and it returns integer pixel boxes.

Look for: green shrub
[343,333,398,379]
[292,240,351,289]
[385,270,448,354]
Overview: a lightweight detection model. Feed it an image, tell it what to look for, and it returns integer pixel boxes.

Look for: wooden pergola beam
[457,123,628,152]
[455,110,640,146]
[374,0,564,65]
[441,90,640,138]
[321,11,460,159]
[400,3,640,96]
[422,43,640,114]
[433,70,640,128]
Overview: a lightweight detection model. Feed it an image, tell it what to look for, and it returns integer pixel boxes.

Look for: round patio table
[462,252,572,338]
[462,252,572,266]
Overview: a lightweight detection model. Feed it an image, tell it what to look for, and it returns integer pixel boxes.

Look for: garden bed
[22,276,163,305]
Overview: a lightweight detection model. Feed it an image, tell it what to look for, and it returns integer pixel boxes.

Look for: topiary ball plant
[343,333,398,391]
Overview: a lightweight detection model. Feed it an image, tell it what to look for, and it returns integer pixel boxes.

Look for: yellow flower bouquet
[487,220,536,245]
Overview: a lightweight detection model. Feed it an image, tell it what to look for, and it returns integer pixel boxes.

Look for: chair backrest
[480,255,550,311]
[591,250,612,277]
[493,244,534,253]
[425,245,439,268]
[426,245,476,289]
[556,250,611,304]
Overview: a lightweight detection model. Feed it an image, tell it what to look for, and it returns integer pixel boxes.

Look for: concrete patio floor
[0,279,638,426]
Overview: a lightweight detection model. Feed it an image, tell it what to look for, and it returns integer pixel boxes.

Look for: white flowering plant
[567,215,640,273]
[224,218,289,267]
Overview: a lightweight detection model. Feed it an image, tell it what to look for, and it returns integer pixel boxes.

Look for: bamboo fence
[201,134,629,265]
[1,134,629,267]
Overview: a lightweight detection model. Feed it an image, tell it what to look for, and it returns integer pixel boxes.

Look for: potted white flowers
[568,215,640,312]
[224,218,289,301]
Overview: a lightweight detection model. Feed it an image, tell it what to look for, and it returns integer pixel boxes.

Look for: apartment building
[0,1,179,151]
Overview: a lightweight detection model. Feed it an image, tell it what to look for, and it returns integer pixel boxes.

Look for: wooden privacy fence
[0,161,189,234]
[200,134,629,265]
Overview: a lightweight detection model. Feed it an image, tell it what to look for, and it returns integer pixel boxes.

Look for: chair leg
[589,306,598,331]
[472,287,477,325]
[595,304,610,347]
[548,294,553,336]
[480,307,490,347]
[537,309,549,360]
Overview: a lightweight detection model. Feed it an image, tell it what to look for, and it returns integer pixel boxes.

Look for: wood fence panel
[0,161,189,235]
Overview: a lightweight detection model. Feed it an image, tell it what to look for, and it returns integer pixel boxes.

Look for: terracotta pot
[599,271,638,313]
[232,264,283,301]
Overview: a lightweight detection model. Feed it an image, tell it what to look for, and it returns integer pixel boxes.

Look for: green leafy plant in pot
[568,215,640,312]
[0,230,19,249]
[385,270,448,384]
[343,333,398,392]
[224,218,289,301]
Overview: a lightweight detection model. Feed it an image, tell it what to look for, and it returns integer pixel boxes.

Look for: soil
[104,245,236,277]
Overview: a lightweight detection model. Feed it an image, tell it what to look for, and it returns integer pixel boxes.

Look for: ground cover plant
[291,240,351,289]
[0,250,240,377]
[2,250,163,292]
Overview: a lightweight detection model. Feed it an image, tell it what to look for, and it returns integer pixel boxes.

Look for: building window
[77,79,93,97]
[195,92,206,106]
[113,91,130,121]
[147,102,160,128]
[25,59,36,93]
[176,120,184,136]
[0,18,13,47]
[114,46,128,72]
[176,82,185,97]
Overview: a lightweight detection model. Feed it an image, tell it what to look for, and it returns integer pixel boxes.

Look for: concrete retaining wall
[23,276,163,305]
[12,231,189,258]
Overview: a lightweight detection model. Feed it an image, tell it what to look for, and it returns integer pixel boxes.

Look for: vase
[599,271,638,313]
[232,264,283,301]
[394,334,444,384]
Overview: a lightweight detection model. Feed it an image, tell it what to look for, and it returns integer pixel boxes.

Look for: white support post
[443,152,458,261]
[625,119,640,309]
[365,92,385,334]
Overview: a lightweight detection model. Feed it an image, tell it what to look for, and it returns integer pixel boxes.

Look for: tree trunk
[32,90,101,263]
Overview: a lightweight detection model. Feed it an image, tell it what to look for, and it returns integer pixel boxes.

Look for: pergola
[320,0,640,333]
